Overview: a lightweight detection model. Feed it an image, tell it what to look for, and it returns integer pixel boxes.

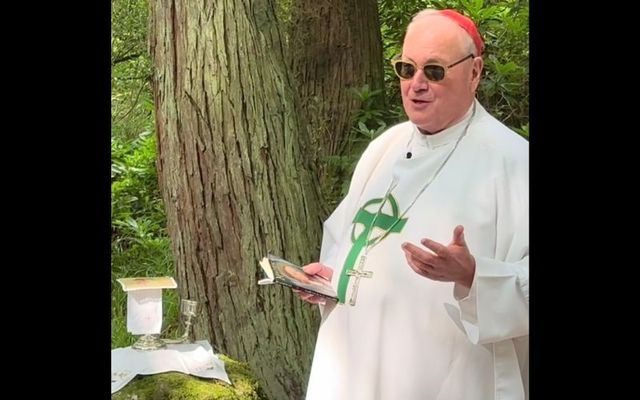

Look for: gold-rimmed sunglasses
[391,54,475,81]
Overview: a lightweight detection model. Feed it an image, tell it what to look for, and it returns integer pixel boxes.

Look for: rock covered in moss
[112,355,268,400]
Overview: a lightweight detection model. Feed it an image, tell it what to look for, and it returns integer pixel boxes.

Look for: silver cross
[347,255,374,306]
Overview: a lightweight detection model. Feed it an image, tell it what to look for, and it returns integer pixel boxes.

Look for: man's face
[399,16,481,133]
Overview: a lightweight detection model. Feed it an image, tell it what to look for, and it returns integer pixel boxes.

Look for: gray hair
[409,9,477,56]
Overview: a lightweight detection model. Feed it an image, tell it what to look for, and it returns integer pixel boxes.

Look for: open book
[258,255,338,301]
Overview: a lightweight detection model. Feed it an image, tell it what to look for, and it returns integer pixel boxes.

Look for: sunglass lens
[395,62,416,79]
[424,65,445,81]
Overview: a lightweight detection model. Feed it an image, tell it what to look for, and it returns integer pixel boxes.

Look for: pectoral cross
[346,254,374,306]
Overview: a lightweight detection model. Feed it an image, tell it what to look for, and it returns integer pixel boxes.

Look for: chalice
[162,299,199,344]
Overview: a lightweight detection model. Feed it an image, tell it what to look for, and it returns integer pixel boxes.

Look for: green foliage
[112,0,148,61]
[111,132,164,235]
[350,84,388,141]
[111,132,179,348]
[112,0,154,141]
[473,1,529,132]
[322,84,402,208]
[111,0,177,349]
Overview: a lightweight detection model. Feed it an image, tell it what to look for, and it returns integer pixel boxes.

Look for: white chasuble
[306,100,529,400]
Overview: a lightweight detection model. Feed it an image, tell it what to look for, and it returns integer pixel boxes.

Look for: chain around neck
[360,101,477,254]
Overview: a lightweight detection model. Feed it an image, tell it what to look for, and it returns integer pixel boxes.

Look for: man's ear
[472,57,484,81]
[471,57,484,93]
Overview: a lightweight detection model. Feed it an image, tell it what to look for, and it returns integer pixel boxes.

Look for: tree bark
[149,1,324,399]
[290,0,385,163]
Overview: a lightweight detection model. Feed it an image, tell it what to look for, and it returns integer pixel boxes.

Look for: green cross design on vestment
[336,194,408,303]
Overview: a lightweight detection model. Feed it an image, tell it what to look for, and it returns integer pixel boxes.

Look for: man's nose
[410,70,430,91]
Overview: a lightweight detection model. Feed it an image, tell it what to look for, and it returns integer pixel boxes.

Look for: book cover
[258,255,338,301]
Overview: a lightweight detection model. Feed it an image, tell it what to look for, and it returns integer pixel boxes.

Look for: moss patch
[112,355,268,400]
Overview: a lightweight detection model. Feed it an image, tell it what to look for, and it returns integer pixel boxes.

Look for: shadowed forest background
[111,0,528,398]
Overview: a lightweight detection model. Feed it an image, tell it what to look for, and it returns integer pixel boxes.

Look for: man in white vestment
[297,8,529,400]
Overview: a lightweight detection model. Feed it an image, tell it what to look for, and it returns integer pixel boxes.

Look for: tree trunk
[290,0,385,165]
[149,1,324,399]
